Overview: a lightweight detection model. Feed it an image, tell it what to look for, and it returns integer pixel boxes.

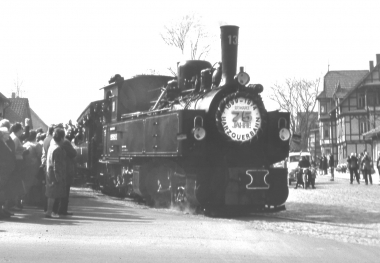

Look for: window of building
[360,121,368,134]
[358,93,365,109]
[320,104,327,114]
[324,128,329,138]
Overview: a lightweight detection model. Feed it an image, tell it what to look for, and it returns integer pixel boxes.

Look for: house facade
[0,92,11,120]
[317,55,380,165]
[2,92,48,132]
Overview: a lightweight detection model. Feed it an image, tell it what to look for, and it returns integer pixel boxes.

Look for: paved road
[1,180,379,262]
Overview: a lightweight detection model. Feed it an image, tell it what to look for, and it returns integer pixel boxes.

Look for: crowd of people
[346,151,377,185]
[315,151,379,185]
[293,150,380,189]
[0,118,77,219]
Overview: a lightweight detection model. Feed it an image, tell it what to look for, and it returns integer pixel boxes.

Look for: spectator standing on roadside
[358,152,364,180]
[349,153,360,184]
[22,130,43,205]
[41,126,55,211]
[0,127,15,219]
[52,132,77,216]
[322,154,328,175]
[45,128,67,218]
[7,122,28,210]
[377,152,380,185]
[318,156,323,175]
[361,151,373,185]
[328,154,335,181]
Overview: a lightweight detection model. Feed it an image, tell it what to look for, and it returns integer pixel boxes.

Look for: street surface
[1,172,380,262]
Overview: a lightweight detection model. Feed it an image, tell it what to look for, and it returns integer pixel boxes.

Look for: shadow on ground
[1,189,155,226]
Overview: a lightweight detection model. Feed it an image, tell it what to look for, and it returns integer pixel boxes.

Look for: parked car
[287,152,311,185]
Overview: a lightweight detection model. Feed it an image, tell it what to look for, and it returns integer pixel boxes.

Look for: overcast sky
[1,0,380,126]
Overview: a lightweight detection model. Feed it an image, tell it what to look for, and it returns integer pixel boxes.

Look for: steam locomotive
[74,26,291,214]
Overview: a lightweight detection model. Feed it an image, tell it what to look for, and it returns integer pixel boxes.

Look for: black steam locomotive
[74,26,291,213]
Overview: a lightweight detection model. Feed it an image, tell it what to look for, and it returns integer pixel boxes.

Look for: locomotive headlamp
[235,67,250,86]
[279,128,290,141]
[192,127,206,140]
[278,118,290,141]
[192,116,206,141]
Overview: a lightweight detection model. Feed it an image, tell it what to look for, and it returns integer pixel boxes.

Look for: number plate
[110,133,117,141]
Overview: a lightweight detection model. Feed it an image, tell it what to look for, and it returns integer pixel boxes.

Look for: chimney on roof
[11,92,15,99]
[376,54,380,66]
[370,61,374,71]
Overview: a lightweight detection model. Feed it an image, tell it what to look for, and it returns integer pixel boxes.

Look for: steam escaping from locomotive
[74,25,291,215]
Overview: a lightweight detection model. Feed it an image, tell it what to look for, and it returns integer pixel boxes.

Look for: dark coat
[322,156,328,170]
[0,140,16,191]
[328,155,334,167]
[350,156,358,169]
[298,158,311,168]
[61,139,77,185]
[361,155,372,170]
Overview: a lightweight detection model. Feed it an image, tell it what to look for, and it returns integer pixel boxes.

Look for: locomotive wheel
[145,161,186,208]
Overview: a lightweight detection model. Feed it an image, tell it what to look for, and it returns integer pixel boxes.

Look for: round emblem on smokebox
[216,92,265,142]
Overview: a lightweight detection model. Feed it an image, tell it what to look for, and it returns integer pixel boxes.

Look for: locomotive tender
[75,25,291,212]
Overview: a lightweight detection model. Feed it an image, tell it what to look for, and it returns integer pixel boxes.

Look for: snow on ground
[245,172,380,247]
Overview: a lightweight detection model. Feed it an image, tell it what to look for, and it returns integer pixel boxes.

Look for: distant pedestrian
[349,153,360,184]
[318,156,323,175]
[322,154,328,175]
[377,152,380,185]
[358,152,364,180]
[361,151,373,185]
[295,156,310,189]
[328,154,335,181]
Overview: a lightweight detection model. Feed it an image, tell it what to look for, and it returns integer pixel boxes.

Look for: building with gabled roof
[318,55,380,165]
[0,92,11,120]
[3,92,47,132]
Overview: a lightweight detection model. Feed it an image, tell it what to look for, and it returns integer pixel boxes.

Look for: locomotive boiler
[75,25,291,214]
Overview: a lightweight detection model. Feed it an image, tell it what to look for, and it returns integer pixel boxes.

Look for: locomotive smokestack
[220,25,239,85]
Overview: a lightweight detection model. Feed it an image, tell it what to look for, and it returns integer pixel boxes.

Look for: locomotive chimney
[220,25,239,86]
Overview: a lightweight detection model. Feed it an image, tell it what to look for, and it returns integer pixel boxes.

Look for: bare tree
[13,74,25,98]
[160,14,212,75]
[269,78,321,151]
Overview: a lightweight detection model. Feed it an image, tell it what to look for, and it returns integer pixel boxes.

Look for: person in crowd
[377,152,380,185]
[52,132,77,216]
[38,133,46,145]
[23,130,43,205]
[322,154,328,175]
[41,125,55,212]
[358,152,364,180]
[0,120,16,216]
[45,128,67,218]
[295,156,311,189]
[328,154,335,181]
[349,153,360,184]
[361,151,373,185]
[0,127,16,219]
[309,162,317,189]
[41,125,55,167]
[6,122,29,210]
[318,156,323,175]
[310,157,316,167]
